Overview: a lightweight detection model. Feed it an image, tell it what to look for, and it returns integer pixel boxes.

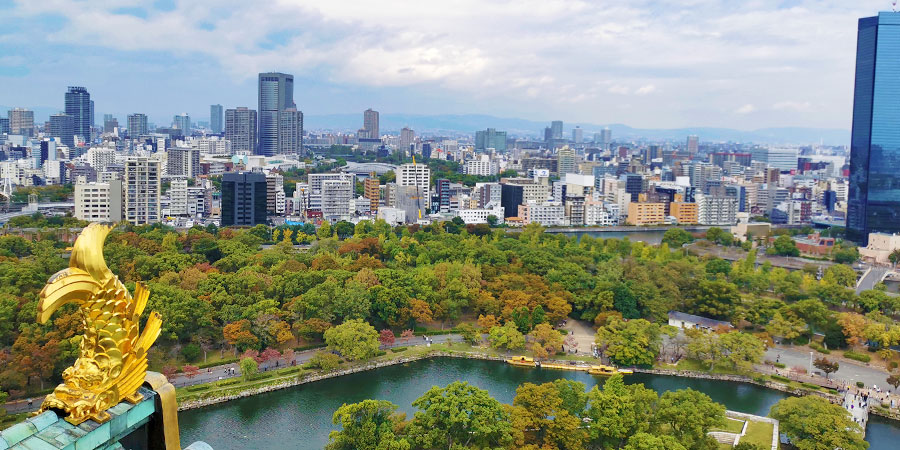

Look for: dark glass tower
[848,13,900,243]
[257,72,295,156]
[65,86,91,143]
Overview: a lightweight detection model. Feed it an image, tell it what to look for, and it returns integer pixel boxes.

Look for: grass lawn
[711,417,745,434]
[740,420,774,449]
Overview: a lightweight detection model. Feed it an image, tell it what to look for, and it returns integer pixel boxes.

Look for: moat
[179,358,900,449]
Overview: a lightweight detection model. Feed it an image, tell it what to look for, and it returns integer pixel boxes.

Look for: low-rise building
[626,202,665,226]
[669,202,698,224]
[859,232,900,264]
[74,179,123,223]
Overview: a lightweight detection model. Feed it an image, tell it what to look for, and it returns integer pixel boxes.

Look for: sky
[0,0,893,131]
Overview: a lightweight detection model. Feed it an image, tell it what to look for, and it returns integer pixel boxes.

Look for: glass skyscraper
[848,12,900,243]
[64,86,91,143]
[258,72,295,156]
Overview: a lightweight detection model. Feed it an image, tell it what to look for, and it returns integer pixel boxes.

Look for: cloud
[735,104,757,114]
[0,0,887,129]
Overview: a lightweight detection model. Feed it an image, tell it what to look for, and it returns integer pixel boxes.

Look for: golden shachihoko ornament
[37,223,162,425]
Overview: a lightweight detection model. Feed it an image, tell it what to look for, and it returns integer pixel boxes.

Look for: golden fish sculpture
[37,223,162,425]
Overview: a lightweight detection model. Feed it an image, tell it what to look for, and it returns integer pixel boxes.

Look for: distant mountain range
[3,106,849,146]
[306,113,850,146]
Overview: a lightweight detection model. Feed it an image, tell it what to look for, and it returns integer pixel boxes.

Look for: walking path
[765,345,892,390]
[2,334,462,415]
[842,390,869,434]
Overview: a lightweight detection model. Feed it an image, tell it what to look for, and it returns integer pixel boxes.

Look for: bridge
[842,390,869,435]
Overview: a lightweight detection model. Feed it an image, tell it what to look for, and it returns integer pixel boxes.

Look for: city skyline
[0,1,895,131]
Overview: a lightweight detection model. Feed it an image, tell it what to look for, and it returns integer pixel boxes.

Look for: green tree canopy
[770,396,868,450]
[406,381,512,449]
[324,319,380,361]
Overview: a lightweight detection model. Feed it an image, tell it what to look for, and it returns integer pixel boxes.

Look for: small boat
[505,356,631,375]
[588,364,633,375]
[507,356,536,367]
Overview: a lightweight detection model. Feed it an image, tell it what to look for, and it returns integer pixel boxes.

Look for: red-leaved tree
[379,329,396,347]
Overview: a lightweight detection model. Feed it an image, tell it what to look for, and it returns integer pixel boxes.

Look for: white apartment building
[308,173,355,211]
[697,193,738,226]
[465,156,499,176]
[167,179,209,217]
[167,147,200,178]
[86,147,116,172]
[266,173,285,215]
[321,179,354,222]
[585,200,617,226]
[518,202,566,226]
[124,157,161,225]
[397,163,431,203]
[458,207,504,224]
[196,137,232,155]
[75,179,123,223]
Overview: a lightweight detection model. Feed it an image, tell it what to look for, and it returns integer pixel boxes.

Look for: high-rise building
[397,163,431,209]
[600,128,612,149]
[127,113,148,137]
[49,113,75,147]
[65,87,91,142]
[75,179,123,223]
[9,108,34,136]
[848,12,900,243]
[258,72,295,156]
[266,173,285,215]
[474,128,507,151]
[308,173,356,212]
[557,146,577,175]
[400,127,416,152]
[124,157,161,225]
[321,179,354,222]
[103,115,118,134]
[364,175,380,213]
[221,172,268,226]
[210,104,224,134]
[167,147,200,178]
[225,107,258,153]
[0,117,8,135]
[363,108,379,140]
[572,126,583,144]
[551,121,563,139]
[278,108,304,155]
[687,135,700,155]
[173,113,191,133]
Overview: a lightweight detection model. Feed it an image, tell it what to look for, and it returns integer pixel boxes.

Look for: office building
[0,117,8,135]
[210,104,223,134]
[363,109,379,140]
[627,203,666,226]
[572,126,583,144]
[124,157,161,225]
[266,173,285,215]
[397,163,431,205]
[173,113,191,133]
[518,202,566,226]
[400,127,416,152]
[465,155,499,176]
[670,202,699,224]
[600,128,612,149]
[103,115,118,134]
[258,72,295,156]
[225,107,258,153]
[364,176,380,213]
[848,12,900,242]
[65,87,91,142]
[687,135,699,155]
[9,108,34,136]
[475,128,507,151]
[167,147,200,178]
[558,146,577,175]
[167,179,209,217]
[278,108,303,155]
[751,147,798,171]
[74,179,123,223]
[551,121,563,139]
[49,113,75,148]
[321,179,354,222]
[221,172,268,226]
[127,113,149,137]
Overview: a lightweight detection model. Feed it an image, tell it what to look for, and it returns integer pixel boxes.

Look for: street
[765,345,892,391]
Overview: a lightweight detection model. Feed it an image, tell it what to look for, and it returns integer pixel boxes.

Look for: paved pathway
[857,266,891,294]
[765,346,892,390]
[3,334,462,415]
[560,319,596,355]
[842,391,869,432]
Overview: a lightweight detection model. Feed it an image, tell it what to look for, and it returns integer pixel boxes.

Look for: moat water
[179,358,900,449]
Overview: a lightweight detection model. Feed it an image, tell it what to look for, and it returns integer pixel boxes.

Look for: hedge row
[844,351,871,363]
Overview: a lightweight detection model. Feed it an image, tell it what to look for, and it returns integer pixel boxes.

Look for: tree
[334,221,355,240]
[317,221,333,240]
[400,329,415,344]
[308,351,341,371]
[890,248,900,266]
[887,373,900,392]
[770,396,867,450]
[655,389,725,450]
[623,433,687,450]
[689,279,740,320]
[509,382,586,450]
[662,228,694,248]
[586,374,658,448]
[326,400,410,450]
[528,323,564,359]
[379,329,396,347]
[259,348,282,363]
[772,235,800,257]
[239,357,258,381]
[596,318,661,367]
[181,343,201,362]
[406,381,512,449]
[766,311,806,344]
[686,331,723,371]
[456,323,481,345]
[324,319,380,361]
[705,258,732,277]
[182,365,200,379]
[161,365,178,380]
[823,264,857,288]
[486,215,500,227]
[719,331,766,372]
[488,322,525,352]
[814,357,839,379]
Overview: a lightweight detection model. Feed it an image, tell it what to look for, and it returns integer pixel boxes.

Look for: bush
[801,383,821,390]
[293,344,327,352]
[199,358,238,369]
[307,351,342,371]
[374,350,387,357]
[891,361,899,370]
[217,379,241,387]
[390,347,408,353]
[844,351,871,363]
[186,384,210,392]
[856,381,865,388]
[248,372,273,382]
[771,375,791,383]
[809,342,831,354]
[774,362,786,369]
[181,343,201,362]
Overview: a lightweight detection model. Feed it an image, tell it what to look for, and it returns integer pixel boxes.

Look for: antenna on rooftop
[894,1,898,13]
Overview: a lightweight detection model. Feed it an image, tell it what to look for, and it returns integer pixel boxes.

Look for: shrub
[307,351,341,371]
[198,358,238,369]
[844,351,871,363]
[856,381,865,388]
[186,385,210,392]
[374,350,387,357]
[774,362,786,369]
[801,383,821,390]
[293,344,327,352]
[771,375,791,383]
[391,347,408,353]
[891,361,899,370]
[809,342,830,354]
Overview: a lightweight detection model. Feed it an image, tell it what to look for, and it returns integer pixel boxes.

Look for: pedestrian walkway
[841,391,869,435]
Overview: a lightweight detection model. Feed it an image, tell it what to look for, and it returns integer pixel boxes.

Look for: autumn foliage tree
[379,329,395,347]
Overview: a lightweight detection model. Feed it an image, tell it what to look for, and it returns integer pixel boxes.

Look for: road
[3,334,463,415]
[857,266,891,294]
[687,244,836,272]
[766,345,891,390]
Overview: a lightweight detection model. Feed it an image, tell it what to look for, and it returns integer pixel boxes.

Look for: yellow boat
[507,356,536,367]
[588,364,633,375]
[505,356,632,375]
